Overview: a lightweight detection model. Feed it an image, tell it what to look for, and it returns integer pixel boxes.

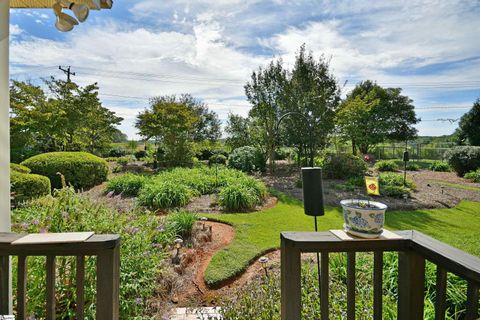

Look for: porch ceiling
[10,0,113,9]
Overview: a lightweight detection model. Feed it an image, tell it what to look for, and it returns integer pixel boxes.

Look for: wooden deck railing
[0,233,120,320]
[281,230,480,320]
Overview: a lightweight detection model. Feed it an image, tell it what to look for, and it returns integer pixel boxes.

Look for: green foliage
[406,163,420,171]
[336,80,418,154]
[209,153,227,165]
[456,99,480,145]
[10,163,31,174]
[464,169,480,182]
[228,146,266,173]
[379,172,415,198]
[445,146,480,176]
[429,161,450,172]
[134,150,147,159]
[10,79,123,159]
[375,160,398,172]
[219,185,260,211]
[11,171,51,204]
[166,211,199,239]
[322,153,367,179]
[21,152,108,190]
[225,114,252,150]
[137,180,194,209]
[108,147,127,157]
[106,173,147,196]
[11,187,181,319]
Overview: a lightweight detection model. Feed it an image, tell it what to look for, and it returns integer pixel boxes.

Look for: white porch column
[0,0,10,233]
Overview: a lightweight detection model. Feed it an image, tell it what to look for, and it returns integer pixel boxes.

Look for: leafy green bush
[108,147,126,157]
[12,187,178,318]
[11,171,51,204]
[429,161,450,172]
[464,169,480,183]
[375,160,398,172]
[406,163,420,171]
[106,173,147,196]
[209,154,227,165]
[21,152,108,190]
[445,146,480,176]
[322,153,367,179]
[228,146,266,173]
[10,163,31,174]
[134,150,147,160]
[219,185,259,211]
[138,180,194,209]
[379,172,415,198]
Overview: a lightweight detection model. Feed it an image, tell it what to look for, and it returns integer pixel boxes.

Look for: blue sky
[9,0,480,139]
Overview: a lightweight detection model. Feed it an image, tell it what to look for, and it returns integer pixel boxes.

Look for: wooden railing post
[398,250,425,320]
[0,255,10,315]
[96,241,120,319]
[281,236,301,320]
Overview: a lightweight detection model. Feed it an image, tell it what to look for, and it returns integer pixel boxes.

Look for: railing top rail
[281,229,480,284]
[0,232,120,256]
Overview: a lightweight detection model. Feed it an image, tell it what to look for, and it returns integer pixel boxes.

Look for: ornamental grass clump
[137,180,194,209]
[375,160,398,172]
[379,172,415,198]
[219,184,259,211]
[106,173,147,197]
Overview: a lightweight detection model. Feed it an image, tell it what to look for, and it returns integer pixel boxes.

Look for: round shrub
[445,146,480,176]
[11,171,51,203]
[219,184,259,211]
[209,154,227,165]
[429,161,450,172]
[375,160,398,172]
[106,173,147,197]
[137,181,194,209]
[10,163,31,174]
[322,153,367,179]
[464,169,480,183]
[406,163,420,171]
[21,152,108,190]
[228,146,266,173]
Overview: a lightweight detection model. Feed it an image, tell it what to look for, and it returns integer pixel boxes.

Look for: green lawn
[204,192,480,287]
[428,180,480,191]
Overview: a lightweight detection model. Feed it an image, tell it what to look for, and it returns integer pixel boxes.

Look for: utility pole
[58,65,75,82]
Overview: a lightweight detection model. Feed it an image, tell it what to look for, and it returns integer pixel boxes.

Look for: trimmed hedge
[445,146,480,176]
[10,163,31,174]
[11,171,51,203]
[21,152,108,190]
[322,153,367,179]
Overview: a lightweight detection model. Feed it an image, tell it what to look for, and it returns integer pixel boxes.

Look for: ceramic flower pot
[340,199,388,238]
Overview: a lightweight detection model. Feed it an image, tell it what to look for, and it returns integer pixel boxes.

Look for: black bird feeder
[302,167,325,296]
[403,150,409,186]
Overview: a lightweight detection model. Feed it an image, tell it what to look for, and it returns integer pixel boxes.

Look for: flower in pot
[340,199,388,238]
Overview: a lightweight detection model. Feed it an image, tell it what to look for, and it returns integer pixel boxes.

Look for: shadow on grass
[386,209,454,231]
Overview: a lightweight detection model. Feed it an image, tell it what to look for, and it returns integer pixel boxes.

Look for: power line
[58,66,76,82]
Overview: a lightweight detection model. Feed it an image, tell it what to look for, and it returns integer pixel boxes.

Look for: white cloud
[9,24,23,36]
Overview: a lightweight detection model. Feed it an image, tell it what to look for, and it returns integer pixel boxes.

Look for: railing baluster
[373,251,383,320]
[96,245,120,319]
[76,256,85,320]
[320,252,329,320]
[398,250,425,320]
[0,255,9,315]
[435,266,447,320]
[46,255,56,320]
[347,252,356,320]
[466,281,479,320]
[17,255,27,320]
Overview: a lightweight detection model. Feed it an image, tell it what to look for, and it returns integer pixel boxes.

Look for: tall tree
[282,45,341,165]
[336,81,419,154]
[135,96,199,166]
[456,99,480,146]
[245,58,288,171]
[225,113,251,150]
